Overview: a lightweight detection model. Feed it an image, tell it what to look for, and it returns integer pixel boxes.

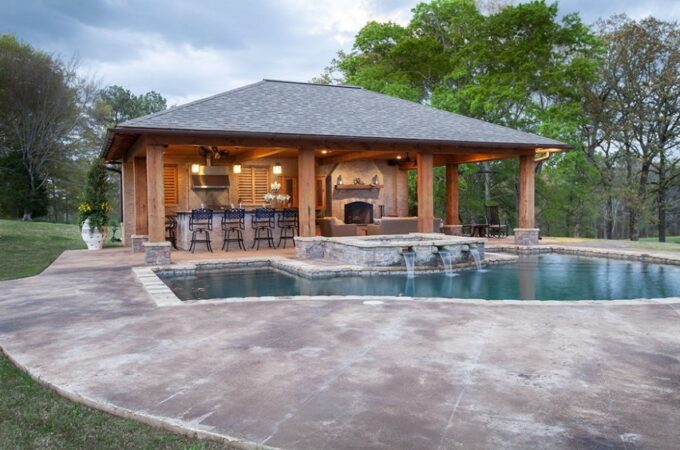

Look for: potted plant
[79,160,111,250]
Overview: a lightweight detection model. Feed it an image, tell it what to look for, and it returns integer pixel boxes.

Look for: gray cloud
[1,0,678,104]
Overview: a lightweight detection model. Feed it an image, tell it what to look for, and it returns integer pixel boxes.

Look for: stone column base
[131,235,148,253]
[513,228,540,246]
[442,225,463,236]
[143,242,172,265]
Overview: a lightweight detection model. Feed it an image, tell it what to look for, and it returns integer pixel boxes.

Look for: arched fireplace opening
[345,201,374,225]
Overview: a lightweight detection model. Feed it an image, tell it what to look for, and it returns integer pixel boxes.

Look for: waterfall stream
[437,250,457,277]
[469,248,485,271]
[402,251,416,278]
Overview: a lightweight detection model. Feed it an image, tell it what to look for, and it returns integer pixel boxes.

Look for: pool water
[160,254,680,301]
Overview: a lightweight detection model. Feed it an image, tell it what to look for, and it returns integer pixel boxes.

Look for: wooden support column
[121,158,135,246]
[145,145,166,242]
[298,146,316,237]
[445,163,460,225]
[416,152,434,233]
[518,155,535,228]
[133,156,148,235]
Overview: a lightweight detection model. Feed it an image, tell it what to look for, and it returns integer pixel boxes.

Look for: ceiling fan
[199,146,229,160]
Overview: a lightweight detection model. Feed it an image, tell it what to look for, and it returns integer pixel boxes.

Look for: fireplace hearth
[345,201,374,225]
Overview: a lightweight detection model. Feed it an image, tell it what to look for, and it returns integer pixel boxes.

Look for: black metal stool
[189,208,213,253]
[251,207,275,249]
[277,208,298,248]
[222,208,246,251]
[165,215,178,249]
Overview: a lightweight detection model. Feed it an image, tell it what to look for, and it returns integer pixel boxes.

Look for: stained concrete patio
[1,247,680,449]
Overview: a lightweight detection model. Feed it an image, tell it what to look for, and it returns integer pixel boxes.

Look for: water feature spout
[437,249,456,277]
[469,247,483,271]
[400,247,416,278]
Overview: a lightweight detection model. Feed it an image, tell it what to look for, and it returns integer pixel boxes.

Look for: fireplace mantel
[334,184,383,190]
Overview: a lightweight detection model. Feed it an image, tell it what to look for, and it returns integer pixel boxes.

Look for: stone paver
[1,247,679,449]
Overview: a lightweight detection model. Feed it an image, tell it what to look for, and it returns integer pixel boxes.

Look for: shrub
[78,160,111,233]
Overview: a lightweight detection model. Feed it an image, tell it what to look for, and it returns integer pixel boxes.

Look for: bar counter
[175,209,292,251]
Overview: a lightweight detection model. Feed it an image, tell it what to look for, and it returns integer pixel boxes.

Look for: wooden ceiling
[104,128,565,164]
[162,144,536,167]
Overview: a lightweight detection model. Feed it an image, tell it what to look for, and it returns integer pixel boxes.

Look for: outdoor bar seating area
[174,208,299,252]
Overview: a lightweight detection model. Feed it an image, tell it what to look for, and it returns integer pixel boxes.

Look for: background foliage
[0,34,167,226]
[317,0,680,240]
[1,0,678,241]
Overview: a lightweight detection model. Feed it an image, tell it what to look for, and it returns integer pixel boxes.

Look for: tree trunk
[658,151,667,242]
[606,196,614,239]
[628,208,636,241]
[483,162,491,204]
[573,199,582,238]
[630,159,651,241]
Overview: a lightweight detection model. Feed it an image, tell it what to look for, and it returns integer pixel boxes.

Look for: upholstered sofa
[366,217,442,235]
[318,217,358,237]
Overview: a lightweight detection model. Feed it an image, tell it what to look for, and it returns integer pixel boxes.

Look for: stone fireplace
[345,201,374,225]
[328,160,385,223]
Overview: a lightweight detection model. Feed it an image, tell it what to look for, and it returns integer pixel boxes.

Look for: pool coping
[133,246,680,307]
[134,252,514,306]
[294,232,485,248]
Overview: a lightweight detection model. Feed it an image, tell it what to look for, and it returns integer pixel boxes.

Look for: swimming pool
[158,254,680,301]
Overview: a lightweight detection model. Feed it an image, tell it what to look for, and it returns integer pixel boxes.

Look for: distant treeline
[315,0,680,241]
[0,34,166,224]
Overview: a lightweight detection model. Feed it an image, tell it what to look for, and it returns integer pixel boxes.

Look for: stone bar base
[513,228,540,246]
[442,225,463,236]
[143,241,172,265]
[131,235,149,253]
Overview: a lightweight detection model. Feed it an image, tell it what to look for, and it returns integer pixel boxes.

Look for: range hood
[191,165,230,190]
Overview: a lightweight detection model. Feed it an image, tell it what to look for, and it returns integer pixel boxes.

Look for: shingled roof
[104,79,567,159]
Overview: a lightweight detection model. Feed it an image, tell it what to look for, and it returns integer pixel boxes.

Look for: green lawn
[641,236,680,245]
[0,219,87,281]
[0,219,127,281]
[552,235,680,252]
[0,219,228,449]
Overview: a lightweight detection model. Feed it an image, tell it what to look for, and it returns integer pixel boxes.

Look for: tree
[327,0,600,234]
[597,17,680,241]
[0,34,89,220]
[78,159,111,232]
[98,85,167,127]
[94,85,167,224]
[0,151,48,218]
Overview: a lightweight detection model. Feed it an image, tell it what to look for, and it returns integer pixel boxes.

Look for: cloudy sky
[2,0,678,105]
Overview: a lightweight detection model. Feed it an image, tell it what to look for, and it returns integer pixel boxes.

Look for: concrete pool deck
[1,246,680,449]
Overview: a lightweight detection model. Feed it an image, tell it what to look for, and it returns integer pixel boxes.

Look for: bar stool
[277,208,298,248]
[165,215,178,249]
[222,208,246,251]
[251,207,275,249]
[189,208,213,253]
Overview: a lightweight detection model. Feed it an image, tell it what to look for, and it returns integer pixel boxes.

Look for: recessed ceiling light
[396,155,402,160]
[321,149,328,154]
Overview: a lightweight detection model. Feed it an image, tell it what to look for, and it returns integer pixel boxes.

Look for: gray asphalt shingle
[118,79,565,147]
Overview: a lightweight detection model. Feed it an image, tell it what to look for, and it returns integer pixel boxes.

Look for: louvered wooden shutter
[238,166,270,205]
[163,165,179,205]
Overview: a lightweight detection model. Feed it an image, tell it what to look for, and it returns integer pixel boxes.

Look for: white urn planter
[81,219,107,250]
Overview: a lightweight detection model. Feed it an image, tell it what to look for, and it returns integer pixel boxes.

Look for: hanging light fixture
[191,164,200,173]
[232,164,242,174]
[272,162,283,175]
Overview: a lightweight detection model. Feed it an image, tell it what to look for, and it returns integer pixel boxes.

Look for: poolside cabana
[101,79,567,264]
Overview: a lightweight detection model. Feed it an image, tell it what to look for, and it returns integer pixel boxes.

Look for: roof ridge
[262,79,362,89]
[360,88,564,145]
[119,80,268,126]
